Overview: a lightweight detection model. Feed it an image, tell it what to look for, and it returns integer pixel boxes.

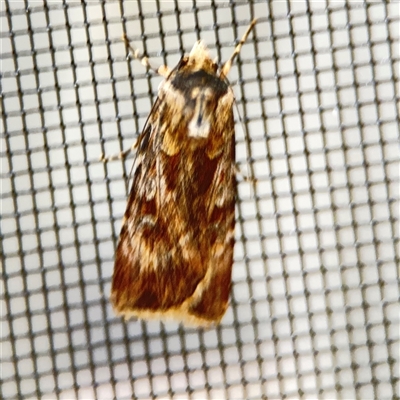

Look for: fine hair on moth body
[110,20,257,327]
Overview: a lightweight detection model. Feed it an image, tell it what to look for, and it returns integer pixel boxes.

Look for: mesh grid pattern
[1,1,399,399]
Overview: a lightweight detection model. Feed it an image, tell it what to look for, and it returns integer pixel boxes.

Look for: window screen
[1,1,399,399]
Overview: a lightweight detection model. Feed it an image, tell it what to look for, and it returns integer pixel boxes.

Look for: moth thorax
[188,87,213,138]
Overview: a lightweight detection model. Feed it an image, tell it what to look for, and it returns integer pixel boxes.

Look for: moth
[111,20,257,327]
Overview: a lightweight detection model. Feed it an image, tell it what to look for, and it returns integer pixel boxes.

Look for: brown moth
[111,20,257,327]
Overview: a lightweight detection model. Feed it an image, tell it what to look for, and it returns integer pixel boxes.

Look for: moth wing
[111,88,236,327]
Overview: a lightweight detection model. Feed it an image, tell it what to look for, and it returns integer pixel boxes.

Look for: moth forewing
[111,20,257,327]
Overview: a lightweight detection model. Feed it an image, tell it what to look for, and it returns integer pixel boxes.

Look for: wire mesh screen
[1,1,399,399]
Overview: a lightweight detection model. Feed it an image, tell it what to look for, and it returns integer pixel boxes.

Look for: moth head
[184,41,218,74]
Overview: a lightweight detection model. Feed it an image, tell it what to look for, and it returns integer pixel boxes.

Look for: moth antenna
[101,35,172,163]
[221,19,257,78]
[123,34,171,77]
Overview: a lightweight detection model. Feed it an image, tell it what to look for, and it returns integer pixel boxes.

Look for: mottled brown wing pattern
[111,69,236,326]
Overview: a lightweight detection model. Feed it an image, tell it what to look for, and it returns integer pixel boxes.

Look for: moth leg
[221,19,257,77]
[235,163,257,183]
[123,34,171,77]
[99,141,137,163]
